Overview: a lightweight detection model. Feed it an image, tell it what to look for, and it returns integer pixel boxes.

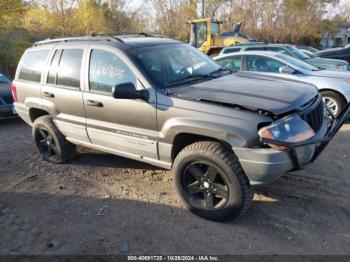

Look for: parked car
[219,43,350,71]
[13,35,350,221]
[215,51,350,116]
[0,72,17,119]
[315,44,350,63]
[296,45,319,54]
[296,49,349,71]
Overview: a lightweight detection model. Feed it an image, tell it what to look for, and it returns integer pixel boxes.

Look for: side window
[18,50,49,82]
[217,57,241,71]
[57,49,83,88]
[47,49,62,85]
[89,50,136,93]
[246,56,285,72]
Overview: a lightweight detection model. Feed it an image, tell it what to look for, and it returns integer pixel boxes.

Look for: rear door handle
[43,92,55,98]
[87,100,103,107]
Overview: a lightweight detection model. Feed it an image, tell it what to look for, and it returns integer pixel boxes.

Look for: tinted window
[246,47,266,51]
[57,49,83,88]
[89,50,136,93]
[247,56,285,72]
[223,48,240,54]
[265,47,285,53]
[47,50,62,85]
[217,56,241,71]
[18,50,49,82]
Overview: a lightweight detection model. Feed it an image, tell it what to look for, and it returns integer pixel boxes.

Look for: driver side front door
[82,46,158,161]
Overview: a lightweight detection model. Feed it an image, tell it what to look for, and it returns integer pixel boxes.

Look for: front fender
[159,116,262,148]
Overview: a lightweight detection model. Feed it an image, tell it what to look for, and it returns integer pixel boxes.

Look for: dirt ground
[0,118,349,255]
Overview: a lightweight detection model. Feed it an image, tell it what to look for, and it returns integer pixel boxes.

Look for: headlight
[258,114,315,151]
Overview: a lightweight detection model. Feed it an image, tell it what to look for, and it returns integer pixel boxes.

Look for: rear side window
[57,49,83,88]
[18,50,49,82]
[47,50,62,85]
[89,50,136,93]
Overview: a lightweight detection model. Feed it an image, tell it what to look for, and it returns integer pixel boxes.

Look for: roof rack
[33,35,124,47]
[33,32,162,47]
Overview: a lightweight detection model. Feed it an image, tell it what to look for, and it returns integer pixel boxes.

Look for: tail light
[11,83,17,102]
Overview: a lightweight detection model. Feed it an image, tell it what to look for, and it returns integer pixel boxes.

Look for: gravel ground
[0,118,349,255]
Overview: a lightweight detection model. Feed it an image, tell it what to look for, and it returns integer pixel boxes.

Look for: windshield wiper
[165,68,233,88]
[165,74,215,88]
[210,67,234,74]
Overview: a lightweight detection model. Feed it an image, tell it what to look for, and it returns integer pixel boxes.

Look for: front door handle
[43,92,55,98]
[86,100,103,107]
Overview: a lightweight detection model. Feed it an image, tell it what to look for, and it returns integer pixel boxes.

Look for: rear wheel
[33,116,76,163]
[321,91,345,117]
[173,141,251,221]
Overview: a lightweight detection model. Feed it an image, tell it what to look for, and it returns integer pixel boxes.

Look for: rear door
[82,45,158,160]
[41,47,89,143]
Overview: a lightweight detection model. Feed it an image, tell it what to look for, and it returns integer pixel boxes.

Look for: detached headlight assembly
[258,114,315,151]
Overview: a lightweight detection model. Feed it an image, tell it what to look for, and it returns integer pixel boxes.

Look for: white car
[214,51,350,116]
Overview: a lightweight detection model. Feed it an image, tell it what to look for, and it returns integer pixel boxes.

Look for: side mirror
[112,82,149,101]
[279,66,295,74]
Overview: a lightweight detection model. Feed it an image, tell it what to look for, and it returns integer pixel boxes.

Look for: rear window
[223,48,240,54]
[246,47,266,51]
[0,73,10,84]
[18,50,49,82]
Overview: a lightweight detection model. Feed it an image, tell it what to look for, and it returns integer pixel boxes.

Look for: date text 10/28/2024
[127,256,219,261]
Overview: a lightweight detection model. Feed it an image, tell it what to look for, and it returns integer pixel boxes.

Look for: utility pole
[201,0,205,18]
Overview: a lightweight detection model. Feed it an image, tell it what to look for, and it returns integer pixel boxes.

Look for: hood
[316,47,346,56]
[168,72,318,116]
[309,69,350,79]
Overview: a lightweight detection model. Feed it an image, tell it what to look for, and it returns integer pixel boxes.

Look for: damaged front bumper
[234,102,350,185]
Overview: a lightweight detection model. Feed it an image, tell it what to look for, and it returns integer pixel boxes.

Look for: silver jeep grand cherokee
[13,35,350,221]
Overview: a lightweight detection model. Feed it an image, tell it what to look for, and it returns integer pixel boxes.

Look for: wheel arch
[319,88,347,105]
[29,107,49,123]
[171,133,234,162]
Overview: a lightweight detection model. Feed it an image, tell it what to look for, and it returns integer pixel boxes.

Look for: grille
[1,95,14,105]
[300,96,324,133]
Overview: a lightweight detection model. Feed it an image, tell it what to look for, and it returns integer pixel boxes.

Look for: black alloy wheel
[182,161,229,210]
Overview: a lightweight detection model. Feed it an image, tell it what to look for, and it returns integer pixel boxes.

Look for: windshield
[130,44,223,88]
[285,45,310,60]
[276,54,319,71]
[0,73,10,84]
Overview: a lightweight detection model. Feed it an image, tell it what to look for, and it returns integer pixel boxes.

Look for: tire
[172,141,251,222]
[32,116,76,163]
[321,91,345,117]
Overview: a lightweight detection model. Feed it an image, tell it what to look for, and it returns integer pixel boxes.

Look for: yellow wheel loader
[189,19,255,56]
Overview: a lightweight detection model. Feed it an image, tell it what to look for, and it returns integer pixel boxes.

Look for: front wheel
[321,91,345,117]
[172,141,251,222]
